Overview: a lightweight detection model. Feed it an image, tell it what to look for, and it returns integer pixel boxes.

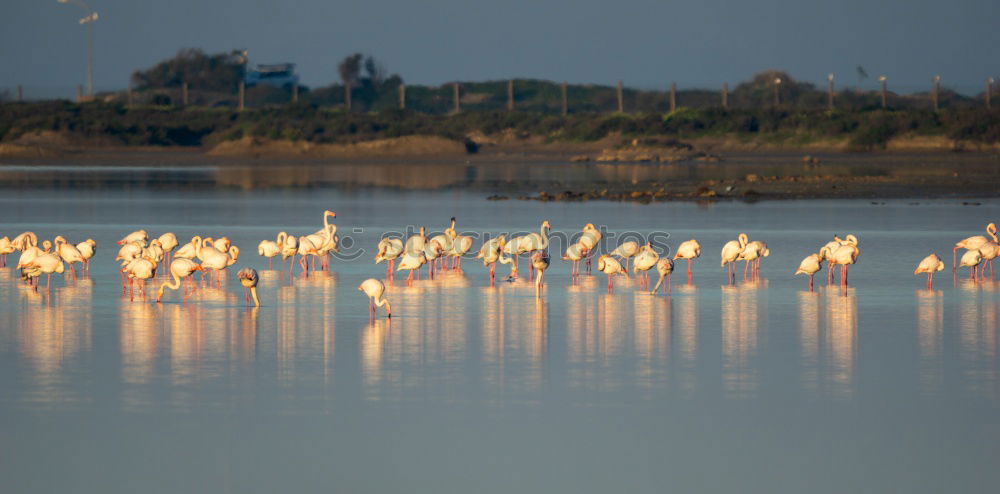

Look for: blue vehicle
[244,63,299,89]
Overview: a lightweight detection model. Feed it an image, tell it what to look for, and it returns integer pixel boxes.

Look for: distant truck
[244,63,299,89]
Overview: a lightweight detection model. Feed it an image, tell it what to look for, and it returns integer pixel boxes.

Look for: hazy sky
[2,0,997,96]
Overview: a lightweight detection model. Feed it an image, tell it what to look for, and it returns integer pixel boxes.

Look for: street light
[932,75,941,111]
[988,77,995,110]
[827,73,834,110]
[57,0,98,99]
[773,77,782,107]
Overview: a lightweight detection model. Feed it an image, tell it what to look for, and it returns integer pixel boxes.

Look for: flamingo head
[192,265,204,272]
[325,210,336,218]
[42,240,52,252]
[542,220,551,229]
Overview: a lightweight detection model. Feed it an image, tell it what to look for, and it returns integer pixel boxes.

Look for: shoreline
[0,145,998,202]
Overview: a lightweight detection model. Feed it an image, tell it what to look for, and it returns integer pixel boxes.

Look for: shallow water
[1,184,999,493]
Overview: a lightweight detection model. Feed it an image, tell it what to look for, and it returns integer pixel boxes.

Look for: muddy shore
[0,141,998,202]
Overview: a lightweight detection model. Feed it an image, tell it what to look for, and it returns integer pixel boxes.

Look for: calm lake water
[1,171,999,493]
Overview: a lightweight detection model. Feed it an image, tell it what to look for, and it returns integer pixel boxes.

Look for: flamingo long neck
[539,224,549,249]
[250,286,260,307]
[374,292,389,308]
[277,232,287,245]
[158,269,183,297]
[989,224,998,242]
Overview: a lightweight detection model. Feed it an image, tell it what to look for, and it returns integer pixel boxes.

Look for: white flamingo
[359,278,392,319]
[597,254,624,293]
[795,253,824,291]
[156,258,203,303]
[954,223,997,272]
[720,233,748,283]
[75,238,96,275]
[375,238,405,279]
[611,240,640,275]
[651,258,674,295]
[632,242,660,290]
[238,268,261,307]
[673,239,701,283]
[914,253,945,289]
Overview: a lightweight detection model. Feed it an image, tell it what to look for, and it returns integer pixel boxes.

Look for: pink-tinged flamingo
[477,235,509,284]
[359,278,392,320]
[0,236,14,267]
[532,251,550,296]
[611,240,640,276]
[375,238,404,280]
[825,242,860,287]
[914,254,945,289]
[651,258,674,295]
[258,232,283,269]
[562,242,585,279]
[597,254,624,293]
[396,251,426,286]
[118,230,148,246]
[959,249,983,280]
[720,233,748,284]
[738,240,770,280]
[795,253,824,291]
[238,268,261,307]
[954,223,996,271]
[633,242,660,290]
[11,232,38,252]
[21,253,64,291]
[579,224,601,274]
[53,235,85,281]
[673,239,701,284]
[978,241,999,279]
[156,258,203,303]
[75,239,96,275]
[122,256,157,300]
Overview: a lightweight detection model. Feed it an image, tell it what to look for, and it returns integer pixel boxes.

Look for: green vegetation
[1,100,998,150]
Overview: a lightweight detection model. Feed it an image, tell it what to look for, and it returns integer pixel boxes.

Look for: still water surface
[1,185,999,493]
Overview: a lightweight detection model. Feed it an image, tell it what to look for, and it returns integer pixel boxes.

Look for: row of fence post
[15,77,994,112]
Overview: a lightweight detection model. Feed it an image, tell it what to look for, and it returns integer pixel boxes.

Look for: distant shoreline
[0,146,998,203]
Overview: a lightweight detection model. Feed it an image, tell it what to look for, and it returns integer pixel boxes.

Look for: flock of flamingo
[0,212,996,320]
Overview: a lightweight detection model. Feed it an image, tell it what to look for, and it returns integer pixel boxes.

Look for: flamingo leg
[607,274,613,294]
[953,247,958,272]
[927,272,933,290]
[808,273,814,291]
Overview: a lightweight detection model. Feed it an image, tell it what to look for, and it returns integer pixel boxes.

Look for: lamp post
[58,0,98,99]
[878,75,887,109]
[773,77,782,107]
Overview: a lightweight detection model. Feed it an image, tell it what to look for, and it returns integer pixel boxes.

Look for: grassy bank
[1,101,999,155]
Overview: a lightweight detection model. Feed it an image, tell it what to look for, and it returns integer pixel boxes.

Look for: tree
[338,53,363,87]
[131,48,246,92]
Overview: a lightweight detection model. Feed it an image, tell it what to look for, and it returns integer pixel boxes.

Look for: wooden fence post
[182,82,189,106]
[507,79,514,111]
[561,82,568,116]
[399,83,406,110]
[988,78,994,110]
[16,85,22,102]
[879,76,887,109]
[722,83,728,109]
[669,82,676,112]
[616,80,623,113]
[453,83,460,114]
[345,82,351,111]
[827,74,834,110]
[292,84,299,103]
[238,81,245,111]
[76,85,83,103]
[932,75,940,111]
[127,83,133,107]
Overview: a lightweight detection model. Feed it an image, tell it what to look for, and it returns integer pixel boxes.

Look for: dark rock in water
[486,194,509,201]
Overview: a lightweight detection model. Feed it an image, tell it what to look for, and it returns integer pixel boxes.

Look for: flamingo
[16,240,49,285]
[359,278,392,319]
[597,254,624,293]
[396,251,426,286]
[673,239,701,283]
[532,251,550,295]
[156,258,204,303]
[280,233,299,272]
[820,235,846,284]
[978,241,999,279]
[173,236,201,260]
[477,235,509,283]
[405,226,427,256]
[738,240,770,280]
[75,239,96,275]
[295,236,320,277]
[118,230,148,246]
[720,233,748,283]
[53,236,85,281]
[238,268,261,307]
[562,242,586,279]
[795,253,824,291]
[11,232,38,251]
[447,231,474,270]
[954,223,997,271]
[157,232,178,265]
[20,253,64,291]
[202,245,239,286]
[914,254,945,289]
[825,242,859,287]
[510,220,550,281]
[0,236,14,267]
[633,242,660,290]
[429,218,456,269]
[611,240,640,275]
[122,256,157,300]
[959,249,983,280]
[259,232,283,269]
[305,211,337,270]
[423,239,445,279]
[651,258,675,295]
[375,238,405,279]
[579,224,602,274]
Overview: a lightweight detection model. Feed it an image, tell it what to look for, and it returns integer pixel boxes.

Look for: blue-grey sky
[2,0,997,97]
